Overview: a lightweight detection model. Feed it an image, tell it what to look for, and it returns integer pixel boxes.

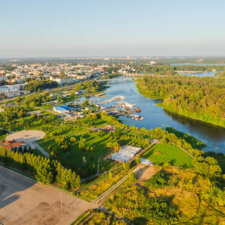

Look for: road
[0,166,94,225]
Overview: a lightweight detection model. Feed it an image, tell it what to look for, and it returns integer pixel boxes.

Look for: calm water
[95,78,225,154]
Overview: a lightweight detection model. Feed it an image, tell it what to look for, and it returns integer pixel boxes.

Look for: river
[94,78,225,154]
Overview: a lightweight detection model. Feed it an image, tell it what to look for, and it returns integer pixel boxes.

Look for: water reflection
[94,77,225,154]
[164,110,225,141]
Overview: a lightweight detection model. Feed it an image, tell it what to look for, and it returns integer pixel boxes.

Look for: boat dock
[98,96,125,105]
[97,96,144,121]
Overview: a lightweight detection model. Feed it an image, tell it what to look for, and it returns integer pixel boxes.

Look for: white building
[0,85,21,98]
[50,76,77,85]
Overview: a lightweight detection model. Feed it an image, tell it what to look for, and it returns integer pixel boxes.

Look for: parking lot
[0,166,93,225]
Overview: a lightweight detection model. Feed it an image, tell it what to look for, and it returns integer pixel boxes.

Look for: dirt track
[0,166,93,225]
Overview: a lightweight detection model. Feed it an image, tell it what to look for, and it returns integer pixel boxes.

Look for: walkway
[92,166,141,205]
[30,142,50,158]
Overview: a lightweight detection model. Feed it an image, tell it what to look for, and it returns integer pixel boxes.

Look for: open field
[142,143,193,167]
[0,166,93,225]
[104,166,225,225]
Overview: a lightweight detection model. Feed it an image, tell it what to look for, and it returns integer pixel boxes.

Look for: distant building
[150,60,156,65]
[0,85,21,98]
[92,125,116,133]
[0,70,6,75]
[50,76,77,85]
[53,105,72,114]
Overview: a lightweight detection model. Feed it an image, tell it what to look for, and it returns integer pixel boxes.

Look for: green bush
[145,170,170,188]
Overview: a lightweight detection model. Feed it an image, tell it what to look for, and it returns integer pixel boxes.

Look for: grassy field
[40,131,118,176]
[104,167,225,225]
[75,169,125,201]
[71,209,128,225]
[142,143,193,168]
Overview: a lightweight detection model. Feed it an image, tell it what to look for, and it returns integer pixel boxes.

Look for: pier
[98,96,143,120]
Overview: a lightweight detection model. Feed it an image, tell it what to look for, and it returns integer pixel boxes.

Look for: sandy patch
[136,166,159,181]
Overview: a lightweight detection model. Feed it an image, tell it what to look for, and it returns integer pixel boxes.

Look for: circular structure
[6,130,46,144]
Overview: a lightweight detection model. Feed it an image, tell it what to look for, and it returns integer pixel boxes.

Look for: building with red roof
[0,139,26,151]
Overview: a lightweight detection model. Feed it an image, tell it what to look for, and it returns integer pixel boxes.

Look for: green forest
[132,64,225,75]
[25,80,58,92]
[137,75,225,128]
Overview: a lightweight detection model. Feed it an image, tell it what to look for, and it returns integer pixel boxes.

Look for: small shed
[140,158,152,166]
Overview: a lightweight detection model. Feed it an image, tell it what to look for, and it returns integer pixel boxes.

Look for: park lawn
[55,132,116,174]
[142,143,193,168]
[39,126,121,177]
[39,104,53,110]
[32,148,45,156]
[10,111,61,132]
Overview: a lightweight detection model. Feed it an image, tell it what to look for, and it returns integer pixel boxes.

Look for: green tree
[35,161,54,184]
[193,156,222,178]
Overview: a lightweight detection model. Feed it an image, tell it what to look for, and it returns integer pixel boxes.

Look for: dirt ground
[136,165,159,181]
[0,166,93,225]
[6,130,46,144]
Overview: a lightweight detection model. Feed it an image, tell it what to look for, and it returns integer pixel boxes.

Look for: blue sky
[1,0,225,57]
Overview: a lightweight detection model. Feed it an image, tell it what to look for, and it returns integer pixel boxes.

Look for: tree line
[0,149,80,190]
[132,64,225,75]
[25,80,58,92]
[137,75,225,128]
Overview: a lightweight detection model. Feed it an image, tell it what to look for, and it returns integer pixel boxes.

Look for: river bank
[93,77,225,154]
[136,78,225,129]
[138,86,225,130]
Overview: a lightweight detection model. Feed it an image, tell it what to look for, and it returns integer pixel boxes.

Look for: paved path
[92,166,141,205]
[30,142,49,158]
[0,166,94,225]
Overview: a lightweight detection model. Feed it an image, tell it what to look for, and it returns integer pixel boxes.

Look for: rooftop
[0,139,26,149]
[54,105,72,111]
[109,145,141,163]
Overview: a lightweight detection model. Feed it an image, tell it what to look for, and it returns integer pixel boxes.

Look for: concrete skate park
[6,130,46,144]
